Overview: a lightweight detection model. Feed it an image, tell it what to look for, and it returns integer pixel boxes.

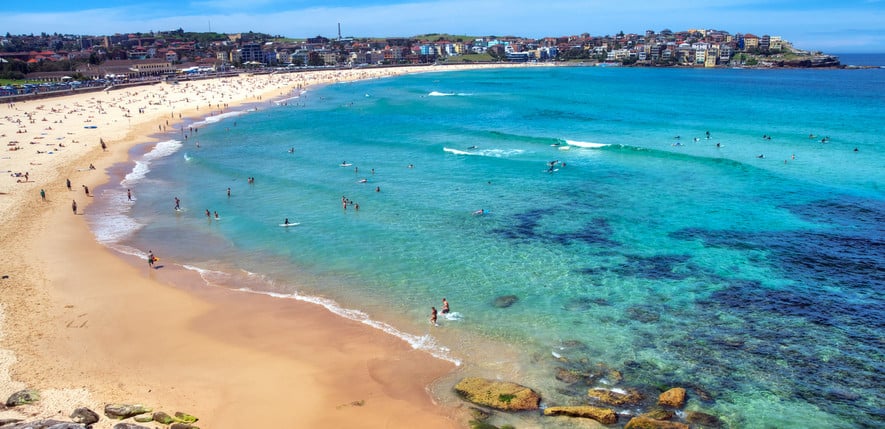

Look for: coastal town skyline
[2,0,883,53]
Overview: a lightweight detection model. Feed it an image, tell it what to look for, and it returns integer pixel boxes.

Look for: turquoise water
[91,66,884,428]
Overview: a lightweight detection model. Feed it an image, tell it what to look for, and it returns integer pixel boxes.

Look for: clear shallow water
[91,66,884,428]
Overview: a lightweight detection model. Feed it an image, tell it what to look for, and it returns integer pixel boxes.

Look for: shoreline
[0,64,525,428]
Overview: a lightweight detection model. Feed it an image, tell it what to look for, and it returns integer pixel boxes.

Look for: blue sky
[2,0,883,52]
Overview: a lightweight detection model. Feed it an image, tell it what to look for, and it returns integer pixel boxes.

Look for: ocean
[90,64,884,428]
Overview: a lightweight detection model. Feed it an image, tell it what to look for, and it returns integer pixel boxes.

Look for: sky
[1,0,883,53]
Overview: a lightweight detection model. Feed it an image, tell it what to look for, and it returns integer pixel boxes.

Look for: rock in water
[624,416,689,429]
[454,377,541,411]
[104,404,153,420]
[5,389,40,406]
[493,295,519,308]
[587,387,644,406]
[70,407,100,425]
[543,405,618,424]
[658,387,687,408]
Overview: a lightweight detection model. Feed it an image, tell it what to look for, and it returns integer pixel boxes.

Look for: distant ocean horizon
[833,52,885,67]
[91,65,883,428]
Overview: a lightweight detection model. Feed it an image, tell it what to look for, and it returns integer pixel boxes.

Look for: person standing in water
[430,307,438,326]
[174,197,180,210]
[442,298,450,314]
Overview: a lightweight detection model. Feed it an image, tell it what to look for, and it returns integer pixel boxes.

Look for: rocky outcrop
[112,423,151,429]
[5,389,40,406]
[152,411,176,424]
[658,387,686,408]
[70,407,100,425]
[174,411,199,423]
[454,377,540,411]
[104,404,152,420]
[543,405,618,424]
[587,387,644,406]
[624,416,689,429]
[686,411,723,428]
[0,420,87,429]
[169,424,200,429]
[641,407,675,421]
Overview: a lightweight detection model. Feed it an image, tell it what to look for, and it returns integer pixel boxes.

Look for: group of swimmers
[430,298,450,326]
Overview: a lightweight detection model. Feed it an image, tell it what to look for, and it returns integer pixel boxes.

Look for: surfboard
[279,222,301,227]
[340,163,353,167]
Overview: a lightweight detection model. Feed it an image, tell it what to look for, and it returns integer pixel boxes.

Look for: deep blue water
[91,66,884,428]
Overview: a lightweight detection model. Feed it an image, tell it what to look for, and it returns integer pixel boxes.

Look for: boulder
[173,411,198,423]
[104,404,152,420]
[70,407,100,425]
[686,411,723,428]
[587,388,644,406]
[554,367,583,384]
[0,419,23,426]
[45,423,87,429]
[153,411,175,424]
[492,295,519,308]
[112,424,151,429]
[133,414,154,423]
[170,424,200,429]
[2,421,83,429]
[5,389,41,406]
[624,416,689,429]
[641,407,675,421]
[454,377,540,411]
[543,405,618,424]
[658,387,686,408]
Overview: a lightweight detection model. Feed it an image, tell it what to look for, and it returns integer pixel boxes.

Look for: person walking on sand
[442,298,450,314]
[430,306,438,326]
[71,200,77,214]
[66,178,71,191]
[40,189,45,201]
[82,184,89,196]
[148,250,156,268]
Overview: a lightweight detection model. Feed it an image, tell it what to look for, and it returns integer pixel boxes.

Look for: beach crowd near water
[0,64,527,429]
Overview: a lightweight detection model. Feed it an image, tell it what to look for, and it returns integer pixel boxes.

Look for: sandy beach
[0,64,517,428]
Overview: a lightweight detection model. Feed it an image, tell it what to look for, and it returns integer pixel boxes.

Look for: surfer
[227,187,231,197]
[442,298,450,314]
[757,154,765,159]
[284,218,290,225]
[288,147,294,153]
[359,178,368,183]
[467,145,477,150]
[147,251,156,268]
[430,307,438,326]
[473,209,485,216]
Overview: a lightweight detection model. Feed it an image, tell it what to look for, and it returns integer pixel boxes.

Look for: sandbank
[0,64,521,428]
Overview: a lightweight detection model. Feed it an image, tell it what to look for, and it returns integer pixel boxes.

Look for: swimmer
[442,298,450,314]
[430,307,438,326]
[359,178,367,183]
[214,211,219,219]
[473,209,485,215]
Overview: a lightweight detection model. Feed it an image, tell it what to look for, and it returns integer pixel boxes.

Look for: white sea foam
[565,139,609,148]
[427,91,472,97]
[189,110,248,128]
[233,286,461,366]
[91,192,143,244]
[443,147,524,157]
[122,139,182,185]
